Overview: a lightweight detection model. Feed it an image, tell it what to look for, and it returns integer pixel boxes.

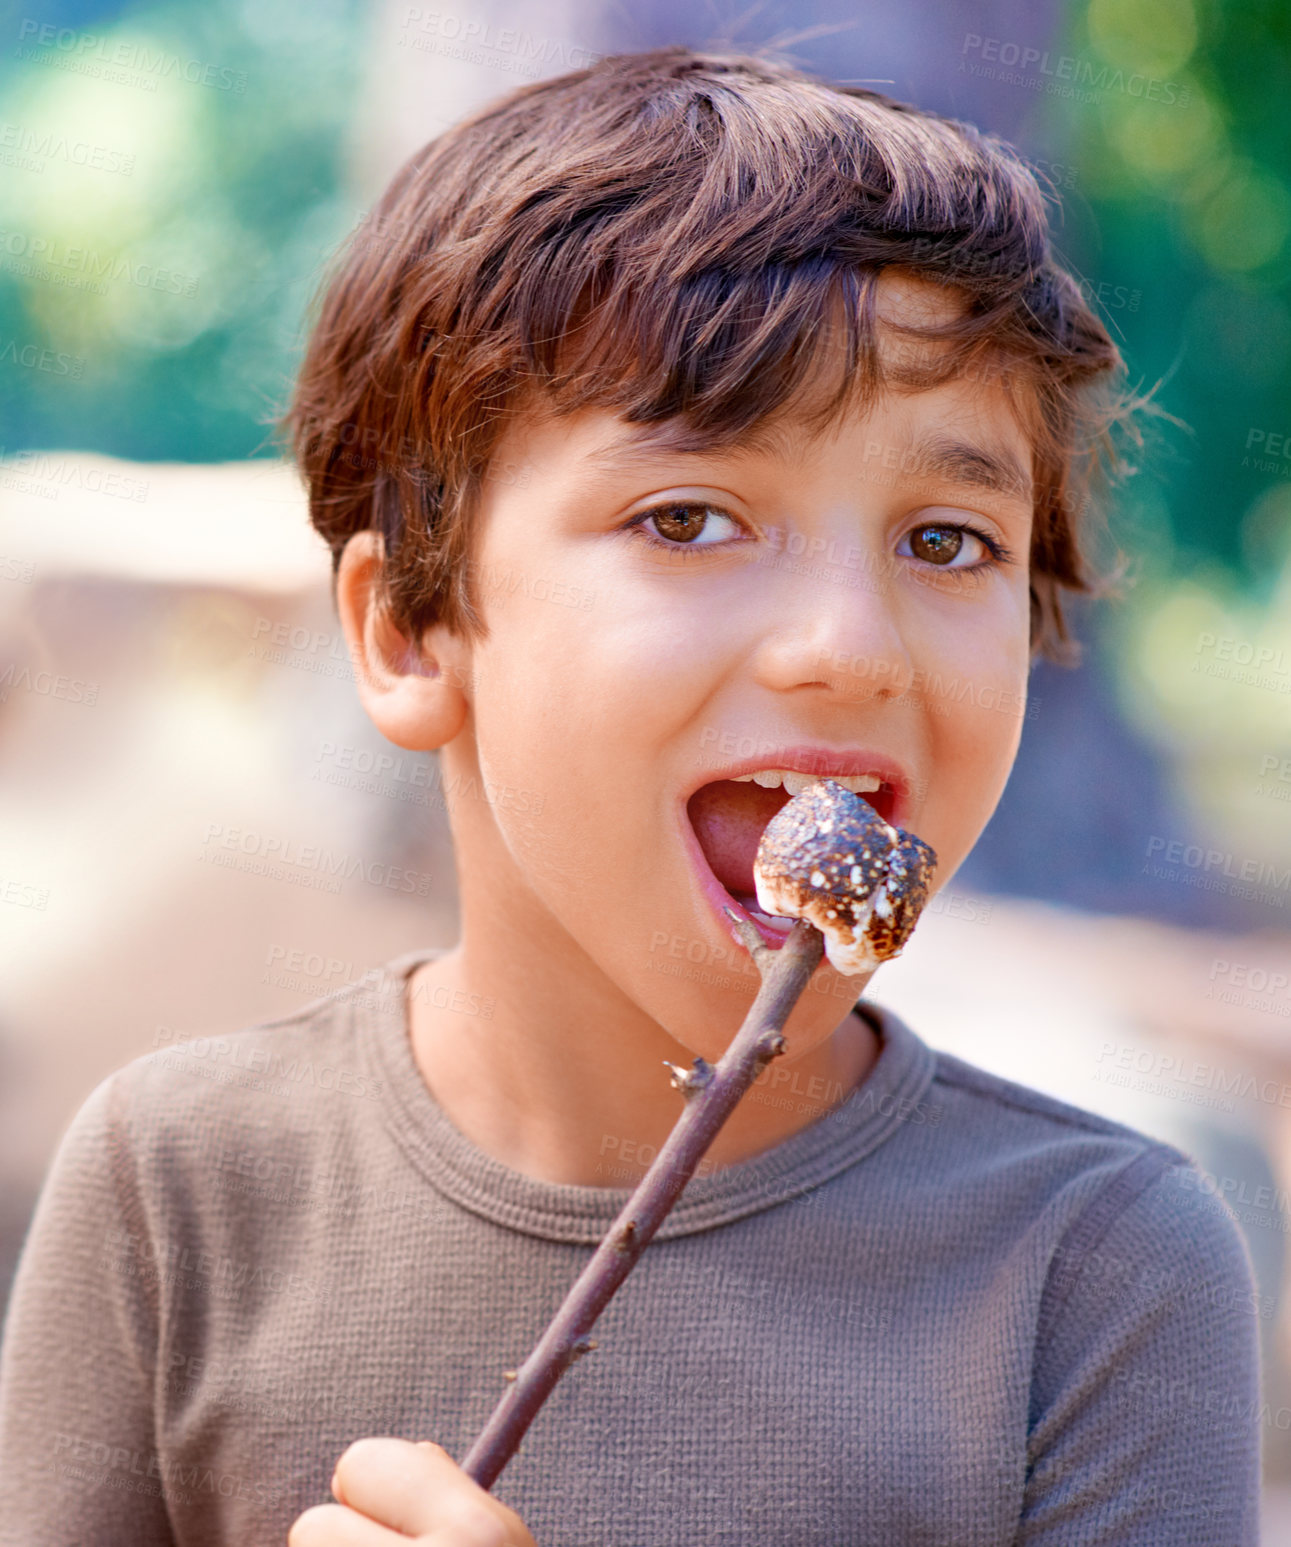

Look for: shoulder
[875,1028,1255,1293]
[1020,1118,1263,1530]
[1035,1144,1266,1347]
[929,1043,1186,1153]
[921,1052,1262,1341]
[924,1043,1194,1198]
[84,971,395,1177]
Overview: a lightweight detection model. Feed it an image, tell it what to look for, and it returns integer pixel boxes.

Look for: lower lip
[676,804,800,952]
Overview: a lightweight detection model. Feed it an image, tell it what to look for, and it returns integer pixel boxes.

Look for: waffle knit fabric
[0,945,1263,1544]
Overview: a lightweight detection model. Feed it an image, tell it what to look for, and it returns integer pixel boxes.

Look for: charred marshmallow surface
[754,779,937,974]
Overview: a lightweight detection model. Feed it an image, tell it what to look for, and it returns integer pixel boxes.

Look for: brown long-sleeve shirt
[0,945,1263,1543]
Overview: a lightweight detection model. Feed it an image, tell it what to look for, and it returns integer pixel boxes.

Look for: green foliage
[0,0,366,461]
[1051,0,1291,595]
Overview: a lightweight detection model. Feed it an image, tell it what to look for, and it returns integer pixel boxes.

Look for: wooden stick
[460,912,825,1491]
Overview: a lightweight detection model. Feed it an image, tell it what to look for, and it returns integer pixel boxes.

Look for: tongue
[687,780,791,896]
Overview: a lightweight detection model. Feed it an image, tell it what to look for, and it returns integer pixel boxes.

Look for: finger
[288,1501,407,1546]
[330,1437,509,1542]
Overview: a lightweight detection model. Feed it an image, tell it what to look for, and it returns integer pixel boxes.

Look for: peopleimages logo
[15,19,247,95]
[0,449,148,502]
[1096,1040,1291,1112]
[51,1432,284,1508]
[1144,835,1291,893]
[1194,631,1291,672]
[0,121,135,175]
[199,823,434,897]
[959,33,1189,106]
[0,338,84,376]
[0,228,198,295]
[399,8,602,71]
[0,662,99,705]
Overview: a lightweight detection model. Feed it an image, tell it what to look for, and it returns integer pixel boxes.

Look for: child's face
[425,274,1034,1057]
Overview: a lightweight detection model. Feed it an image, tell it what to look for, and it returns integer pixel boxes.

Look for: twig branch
[459,914,824,1491]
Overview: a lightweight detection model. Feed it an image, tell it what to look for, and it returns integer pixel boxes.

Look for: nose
[747,535,915,704]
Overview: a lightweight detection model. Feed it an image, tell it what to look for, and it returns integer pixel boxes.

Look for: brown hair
[279,45,1135,662]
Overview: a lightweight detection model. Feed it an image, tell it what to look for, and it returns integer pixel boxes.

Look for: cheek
[943,614,1029,763]
[465,583,710,868]
[921,554,1031,669]
[914,579,1031,851]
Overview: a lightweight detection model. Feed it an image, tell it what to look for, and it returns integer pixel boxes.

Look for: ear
[335,530,470,752]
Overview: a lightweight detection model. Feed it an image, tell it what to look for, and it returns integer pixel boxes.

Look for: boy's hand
[287,1438,538,1546]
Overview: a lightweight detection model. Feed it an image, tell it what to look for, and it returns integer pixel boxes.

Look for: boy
[0,46,1263,1546]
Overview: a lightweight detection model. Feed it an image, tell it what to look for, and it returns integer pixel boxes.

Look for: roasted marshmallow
[753,779,937,974]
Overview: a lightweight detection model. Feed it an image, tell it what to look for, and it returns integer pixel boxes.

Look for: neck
[404,939,880,1188]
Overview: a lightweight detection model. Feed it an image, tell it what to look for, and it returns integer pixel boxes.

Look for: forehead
[873,268,965,329]
[576,391,1033,501]
[496,268,1035,484]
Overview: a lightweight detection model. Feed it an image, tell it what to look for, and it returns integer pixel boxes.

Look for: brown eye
[897,513,1006,573]
[651,503,714,543]
[908,526,963,565]
[625,501,747,560]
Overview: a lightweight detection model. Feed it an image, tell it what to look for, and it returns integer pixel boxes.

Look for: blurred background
[1,0,1289,1530]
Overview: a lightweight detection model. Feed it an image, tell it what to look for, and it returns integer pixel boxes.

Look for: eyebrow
[583,422,1033,502]
[902,433,1032,501]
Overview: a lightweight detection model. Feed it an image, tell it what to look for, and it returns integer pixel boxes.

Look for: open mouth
[684,776,898,946]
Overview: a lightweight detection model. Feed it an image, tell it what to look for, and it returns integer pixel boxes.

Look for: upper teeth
[730,769,883,797]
